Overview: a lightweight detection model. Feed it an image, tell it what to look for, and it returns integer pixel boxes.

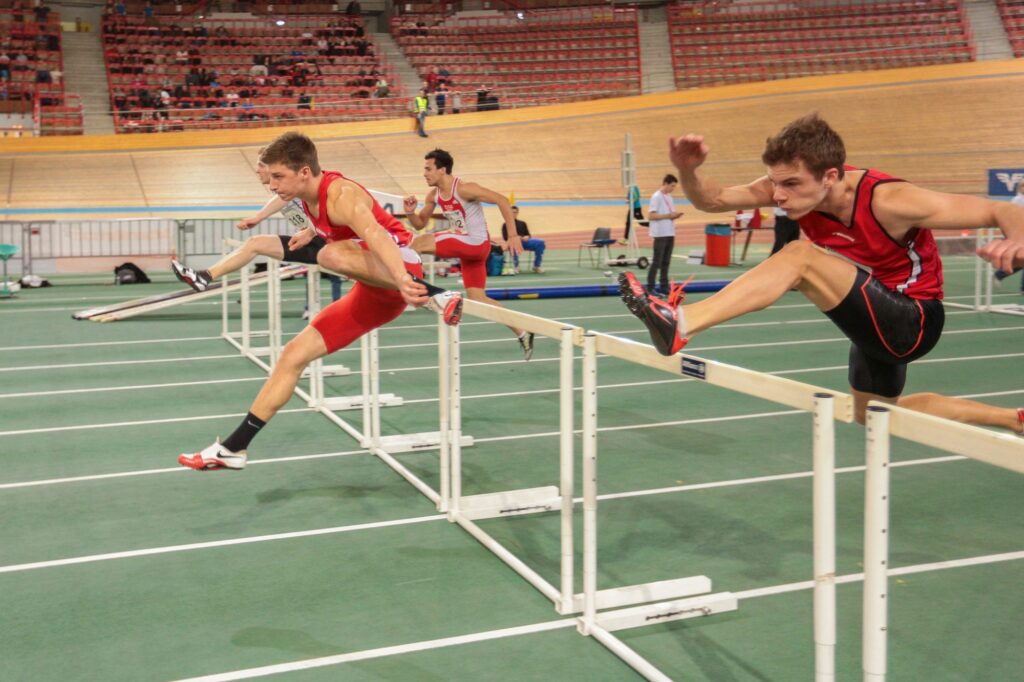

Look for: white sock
[676,306,688,338]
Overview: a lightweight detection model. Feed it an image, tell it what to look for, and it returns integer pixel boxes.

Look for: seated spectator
[345,0,361,16]
[297,92,311,110]
[501,205,546,273]
[373,76,389,98]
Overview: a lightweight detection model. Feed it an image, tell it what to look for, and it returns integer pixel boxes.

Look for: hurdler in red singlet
[178,131,462,471]
[301,170,423,353]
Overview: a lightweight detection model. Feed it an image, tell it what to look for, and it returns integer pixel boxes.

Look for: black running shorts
[279,234,326,264]
[824,269,944,397]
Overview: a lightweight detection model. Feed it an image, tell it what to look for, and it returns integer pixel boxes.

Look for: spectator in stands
[297,92,312,110]
[0,53,10,81]
[35,67,50,84]
[373,76,389,98]
[413,88,429,137]
[476,84,491,111]
[114,0,126,18]
[502,206,546,273]
[450,89,462,115]
[0,76,8,102]
[425,65,438,92]
[143,1,154,24]
[13,52,29,71]
[435,82,447,115]
[175,48,189,65]
[345,0,361,16]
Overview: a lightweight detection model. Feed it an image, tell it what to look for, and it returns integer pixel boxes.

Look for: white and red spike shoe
[178,439,247,470]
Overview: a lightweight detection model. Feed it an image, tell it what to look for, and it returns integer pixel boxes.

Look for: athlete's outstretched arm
[669,134,775,212]
[238,194,288,230]
[403,190,437,231]
[332,186,427,305]
[456,181,522,255]
[875,183,1024,274]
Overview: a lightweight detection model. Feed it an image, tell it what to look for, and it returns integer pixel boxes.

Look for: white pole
[580,332,598,634]
[220,241,229,339]
[559,326,576,614]
[267,259,281,367]
[369,328,381,448]
[983,228,995,310]
[240,263,251,354]
[307,267,322,407]
[437,317,451,513]
[863,405,891,682]
[812,393,836,682]
[359,334,371,448]
[448,321,463,522]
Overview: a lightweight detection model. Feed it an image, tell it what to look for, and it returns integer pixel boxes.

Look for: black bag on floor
[114,262,151,284]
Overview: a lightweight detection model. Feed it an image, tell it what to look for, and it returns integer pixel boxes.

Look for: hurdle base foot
[459,485,561,520]
[322,393,403,411]
[377,431,473,453]
[301,364,352,378]
[588,592,737,633]
[564,575,714,614]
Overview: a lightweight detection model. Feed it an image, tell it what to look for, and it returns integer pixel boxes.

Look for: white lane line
[0,376,266,400]
[0,335,223,352]
[736,550,1024,601]
[0,515,445,575]
[0,354,242,373]
[0,407,311,437]
[170,619,579,682]
[0,448,371,490]
[169,550,1023,682]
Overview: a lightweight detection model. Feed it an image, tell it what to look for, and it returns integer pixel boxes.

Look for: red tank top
[798,167,943,300]
[301,170,410,246]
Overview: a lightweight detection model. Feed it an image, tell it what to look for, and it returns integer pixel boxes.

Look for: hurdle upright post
[812,392,836,682]
[437,317,451,513]
[368,329,382,447]
[579,331,598,635]
[863,405,891,682]
[447,321,463,522]
[558,326,576,615]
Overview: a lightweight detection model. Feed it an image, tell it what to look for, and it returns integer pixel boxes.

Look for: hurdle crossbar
[862,402,1024,681]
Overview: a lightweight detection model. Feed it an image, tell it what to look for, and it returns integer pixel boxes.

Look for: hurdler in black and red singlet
[301,170,422,353]
[799,167,945,397]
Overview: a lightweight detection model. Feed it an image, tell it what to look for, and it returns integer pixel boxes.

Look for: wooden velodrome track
[1,59,1023,243]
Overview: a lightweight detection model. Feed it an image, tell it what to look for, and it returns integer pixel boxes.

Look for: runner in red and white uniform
[404,148,536,360]
[178,132,462,471]
[620,113,1024,434]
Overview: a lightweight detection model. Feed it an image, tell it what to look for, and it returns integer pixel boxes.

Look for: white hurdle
[440,299,582,605]
[861,402,1024,682]
[440,300,856,681]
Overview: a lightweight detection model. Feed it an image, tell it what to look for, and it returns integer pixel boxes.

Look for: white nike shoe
[426,290,463,326]
[178,439,247,470]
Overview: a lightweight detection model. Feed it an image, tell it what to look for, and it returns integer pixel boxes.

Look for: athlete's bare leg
[316,240,400,289]
[250,325,329,421]
[411,233,436,254]
[682,240,858,336]
[465,286,525,337]
[892,391,1022,433]
[207,235,286,279]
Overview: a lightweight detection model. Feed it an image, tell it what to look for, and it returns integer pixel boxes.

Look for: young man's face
[766,160,838,219]
[662,181,677,194]
[423,158,447,188]
[266,162,310,201]
[255,163,271,187]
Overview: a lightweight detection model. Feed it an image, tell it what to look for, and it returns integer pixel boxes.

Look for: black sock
[222,412,266,452]
[411,275,447,297]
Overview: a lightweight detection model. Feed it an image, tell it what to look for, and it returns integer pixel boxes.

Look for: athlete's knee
[277,339,315,374]
[465,288,487,301]
[896,392,940,411]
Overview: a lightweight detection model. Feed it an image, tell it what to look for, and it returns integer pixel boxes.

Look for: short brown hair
[260,131,321,174]
[762,113,845,180]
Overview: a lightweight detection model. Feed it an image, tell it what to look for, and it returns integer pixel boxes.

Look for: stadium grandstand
[3,0,1018,137]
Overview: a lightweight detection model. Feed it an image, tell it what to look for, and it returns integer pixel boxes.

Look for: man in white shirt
[646,174,684,294]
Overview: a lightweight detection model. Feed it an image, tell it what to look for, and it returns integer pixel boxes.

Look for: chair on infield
[0,244,18,298]
[577,227,616,267]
